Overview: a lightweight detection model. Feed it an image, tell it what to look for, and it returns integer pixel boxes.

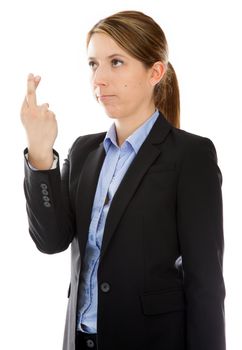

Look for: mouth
[97,95,115,101]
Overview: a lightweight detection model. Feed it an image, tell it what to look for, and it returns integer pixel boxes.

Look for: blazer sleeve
[176,137,226,350]
[23,143,77,254]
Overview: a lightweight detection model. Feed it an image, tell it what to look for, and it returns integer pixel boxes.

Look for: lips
[97,95,115,102]
[97,94,114,98]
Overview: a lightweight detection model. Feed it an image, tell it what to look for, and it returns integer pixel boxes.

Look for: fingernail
[28,73,33,79]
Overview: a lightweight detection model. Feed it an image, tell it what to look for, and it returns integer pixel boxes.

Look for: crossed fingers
[22,73,49,111]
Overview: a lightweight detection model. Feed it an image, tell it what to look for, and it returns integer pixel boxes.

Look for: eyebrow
[87,53,127,60]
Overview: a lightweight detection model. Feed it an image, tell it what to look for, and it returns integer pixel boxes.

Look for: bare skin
[20,73,58,170]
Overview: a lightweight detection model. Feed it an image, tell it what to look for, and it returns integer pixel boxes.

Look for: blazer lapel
[99,113,172,262]
[75,141,106,259]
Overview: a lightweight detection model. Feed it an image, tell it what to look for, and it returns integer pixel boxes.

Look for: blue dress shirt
[76,109,159,333]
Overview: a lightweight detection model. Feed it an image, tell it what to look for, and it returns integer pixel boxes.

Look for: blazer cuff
[23,148,59,170]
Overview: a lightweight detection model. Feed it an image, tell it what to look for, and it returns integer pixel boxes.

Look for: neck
[114,106,156,147]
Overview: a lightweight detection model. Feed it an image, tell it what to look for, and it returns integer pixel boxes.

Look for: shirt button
[100,282,110,293]
[86,339,95,348]
[44,201,51,208]
[42,196,50,202]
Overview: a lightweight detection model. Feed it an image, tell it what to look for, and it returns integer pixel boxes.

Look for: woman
[21,10,226,350]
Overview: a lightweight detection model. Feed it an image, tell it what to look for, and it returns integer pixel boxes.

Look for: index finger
[26,73,39,106]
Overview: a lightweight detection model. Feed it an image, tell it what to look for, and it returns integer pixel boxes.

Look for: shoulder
[172,128,223,189]
[157,113,218,161]
[173,126,216,150]
[68,131,106,158]
[167,127,222,185]
[169,125,218,164]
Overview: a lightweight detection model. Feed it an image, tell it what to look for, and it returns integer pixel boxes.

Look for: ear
[149,61,166,86]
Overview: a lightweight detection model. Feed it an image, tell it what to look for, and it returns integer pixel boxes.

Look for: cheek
[122,80,147,96]
[122,79,143,90]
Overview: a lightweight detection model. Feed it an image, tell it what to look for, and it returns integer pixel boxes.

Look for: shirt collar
[103,109,159,154]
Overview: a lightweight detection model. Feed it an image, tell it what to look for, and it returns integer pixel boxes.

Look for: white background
[0,0,241,349]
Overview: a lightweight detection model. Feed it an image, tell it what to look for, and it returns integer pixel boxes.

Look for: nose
[92,65,109,88]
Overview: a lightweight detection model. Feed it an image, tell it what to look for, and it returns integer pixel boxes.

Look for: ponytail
[154,62,180,129]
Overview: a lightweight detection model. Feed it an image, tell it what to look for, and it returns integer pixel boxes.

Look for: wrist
[28,149,54,170]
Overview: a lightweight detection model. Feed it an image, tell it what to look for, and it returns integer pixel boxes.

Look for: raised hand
[21,73,58,170]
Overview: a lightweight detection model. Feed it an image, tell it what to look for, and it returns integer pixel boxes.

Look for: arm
[21,73,75,253]
[177,137,226,350]
[23,147,75,254]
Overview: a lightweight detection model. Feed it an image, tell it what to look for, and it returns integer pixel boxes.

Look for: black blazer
[23,112,226,350]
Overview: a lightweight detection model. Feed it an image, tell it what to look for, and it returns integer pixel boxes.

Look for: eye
[88,60,97,70]
[111,59,123,67]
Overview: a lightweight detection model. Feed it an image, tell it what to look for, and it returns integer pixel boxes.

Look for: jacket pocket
[140,288,185,315]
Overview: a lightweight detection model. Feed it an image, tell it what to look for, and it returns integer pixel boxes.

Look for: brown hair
[86,10,180,129]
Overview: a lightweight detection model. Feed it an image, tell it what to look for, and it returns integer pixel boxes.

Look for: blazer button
[42,189,49,195]
[40,183,48,190]
[44,201,51,208]
[86,339,95,348]
[100,282,110,293]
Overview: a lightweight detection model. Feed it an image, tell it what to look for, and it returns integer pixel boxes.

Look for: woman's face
[87,32,156,120]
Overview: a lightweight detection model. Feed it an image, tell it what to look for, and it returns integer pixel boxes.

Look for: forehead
[87,32,129,59]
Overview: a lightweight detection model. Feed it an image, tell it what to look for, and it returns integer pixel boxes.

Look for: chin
[102,106,122,119]
[100,101,132,120]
